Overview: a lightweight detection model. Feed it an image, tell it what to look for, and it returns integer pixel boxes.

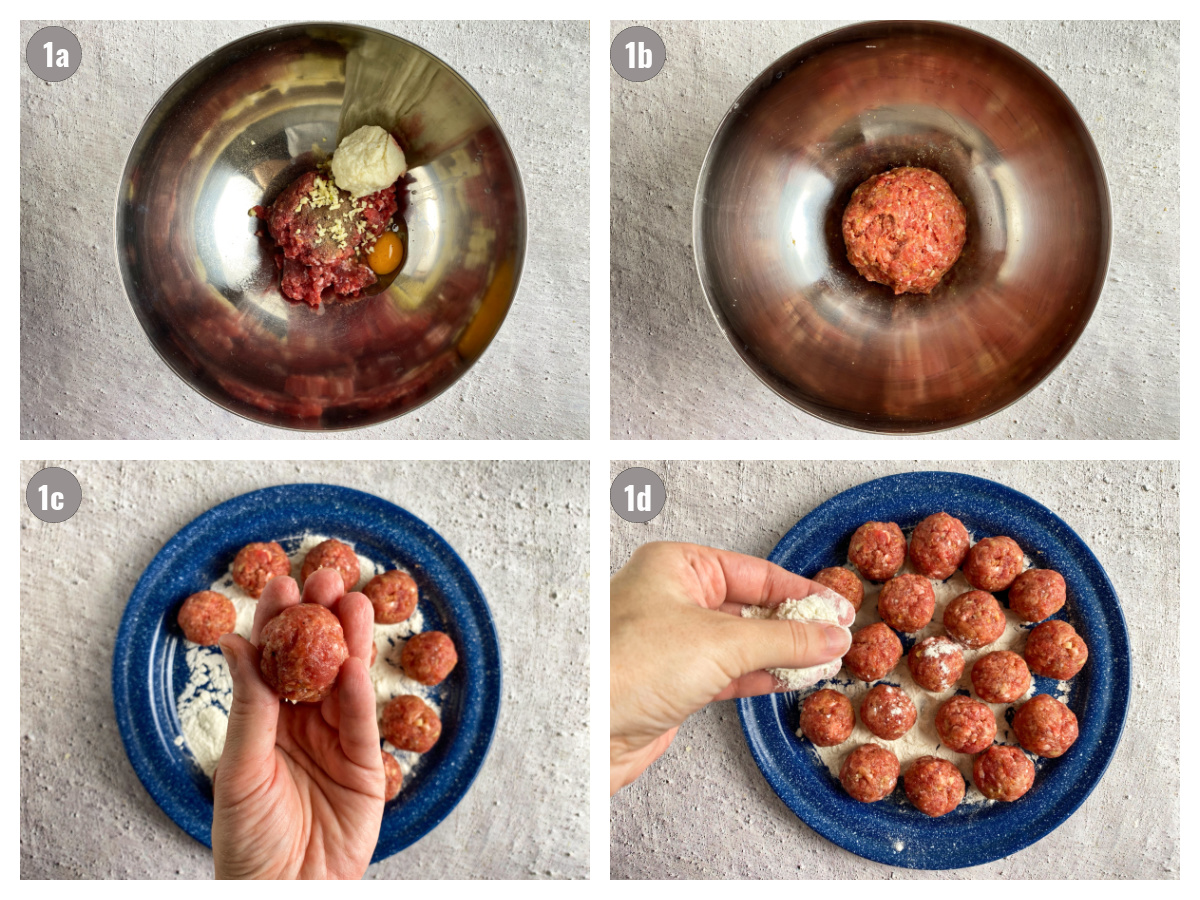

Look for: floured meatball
[812,567,864,613]
[859,684,917,741]
[364,570,419,624]
[232,541,291,599]
[908,636,965,692]
[258,603,349,703]
[381,695,442,753]
[300,539,360,593]
[848,522,906,582]
[908,512,970,580]
[177,591,236,645]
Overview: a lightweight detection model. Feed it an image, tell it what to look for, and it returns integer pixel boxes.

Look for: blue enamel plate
[112,484,501,864]
[737,471,1130,870]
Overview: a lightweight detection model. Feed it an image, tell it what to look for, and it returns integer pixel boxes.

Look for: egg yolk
[368,231,402,275]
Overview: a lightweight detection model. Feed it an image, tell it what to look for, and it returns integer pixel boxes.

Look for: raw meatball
[381,694,442,753]
[232,541,291,599]
[812,567,864,613]
[177,591,236,645]
[1009,569,1067,623]
[848,522,906,582]
[369,641,378,667]
[258,603,349,703]
[859,684,917,741]
[971,651,1031,704]
[400,631,459,686]
[842,623,903,682]
[942,590,1006,649]
[382,751,403,801]
[908,636,965,692]
[877,574,936,633]
[1013,694,1079,758]
[963,536,1024,592]
[904,756,965,817]
[935,695,997,754]
[842,167,968,295]
[364,570,419,624]
[973,745,1035,802]
[908,512,970,580]
[799,689,855,747]
[839,743,900,803]
[1024,619,1089,680]
[300,538,360,592]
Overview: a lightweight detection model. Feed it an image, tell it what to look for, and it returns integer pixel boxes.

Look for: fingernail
[825,625,852,657]
[219,636,238,676]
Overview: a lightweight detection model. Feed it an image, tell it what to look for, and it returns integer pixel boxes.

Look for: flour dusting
[742,591,852,690]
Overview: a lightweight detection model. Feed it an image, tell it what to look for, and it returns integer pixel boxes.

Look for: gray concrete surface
[21,21,588,439]
[609,460,1178,878]
[610,21,1179,439]
[21,460,589,879]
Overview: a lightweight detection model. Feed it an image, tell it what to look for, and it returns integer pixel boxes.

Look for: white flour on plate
[173,534,434,778]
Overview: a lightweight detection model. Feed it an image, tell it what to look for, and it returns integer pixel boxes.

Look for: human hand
[610,542,854,795]
[212,568,384,879]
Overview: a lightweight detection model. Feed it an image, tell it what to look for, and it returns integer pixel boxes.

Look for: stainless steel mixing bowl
[117,23,526,430]
[694,21,1110,433]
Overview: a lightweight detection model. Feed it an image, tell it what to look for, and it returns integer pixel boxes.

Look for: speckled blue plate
[112,484,501,864]
[737,471,1130,870]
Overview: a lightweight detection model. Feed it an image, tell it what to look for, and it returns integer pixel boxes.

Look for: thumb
[718,615,852,679]
[216,634,279,783]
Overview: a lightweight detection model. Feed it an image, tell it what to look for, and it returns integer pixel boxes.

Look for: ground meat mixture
[971,650,1031,704]
[972,745,1036,802]
[848,522,907,582]
[859,683,917,741]
[812,567,864,613]
[364,570,419,624]
[942,590,1007,649]
[258,603,349,703]
[231,541,291,599]
[400,631,459,686]
[963,536,1024,592]
[799,689,855,747]
[839,743,900,803]
[177,591,236,645]
[1008,569,1067,623]
[903,755,965,817]
[1012,694,1079,758]
[1024,619,1089,680]
[382,751,403,801]
[842,167,967,296]
[908,512,970,580]
[934,695,997,754]
[907,635,965,692]
[877,574,936,633]
[842,622,903,682]
[381,694,442,753]
[300,538,361,593]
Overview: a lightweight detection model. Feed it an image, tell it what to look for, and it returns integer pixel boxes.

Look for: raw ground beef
[382,751,403,801]
[1013,694,1079,758]
[903,755,965,816]
[848,522,907,582]
[1009,569,1067,623]
[859,683,917,741]
[812,567,864,613]
[907,636,965,692]
[300,538,361,593]
[973,745,1036,802]
[942,590,1007,649]
[839,743,900,803]
[877,574,936,633]
[908,512,970,580]
[799,689,855,747]
[231,541,291,599]
[364,570,419,624]
[934,695,997,754]
[258,603,349,703]
[381,694,442,753]
[177,591,236,645]
[971,650,1032,704]
[1024,619,1089,680]
[963,536,1024,592]
[842,623,903,682]
[400,631,459,686]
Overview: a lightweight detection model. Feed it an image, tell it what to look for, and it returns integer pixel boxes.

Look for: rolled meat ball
[848,522,906,582]
[812,567,864,613]
[381,694,442,753]
[934,695,997,754]
[1024,619,1089,680]
[258,603,349,703]
[970,650,1031,704]
[300,538,360,592]
[972,745,1036,802]
[877,574,936,633]
[364,569,419,624]
[908,512,970,580]
[798,689,855,747]
[177,591,236,645]
[904,756,965,817]
[908,636,965,692]
[400,631,459,686]
[839,743,900,803]
[942,590,1006,649]
[232,541,291,599]
[842,623,903,682]
[1008,569,1067,623]
[1012,694,1079,758]
[382,750,403,801]
[859,684,917,741]
[963,536,1024,592]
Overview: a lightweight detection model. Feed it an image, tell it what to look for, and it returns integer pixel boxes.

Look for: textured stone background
[21,460,589,879]
[20,20,588,439]
[610,21,1179,439]
[609,460,1178,878]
